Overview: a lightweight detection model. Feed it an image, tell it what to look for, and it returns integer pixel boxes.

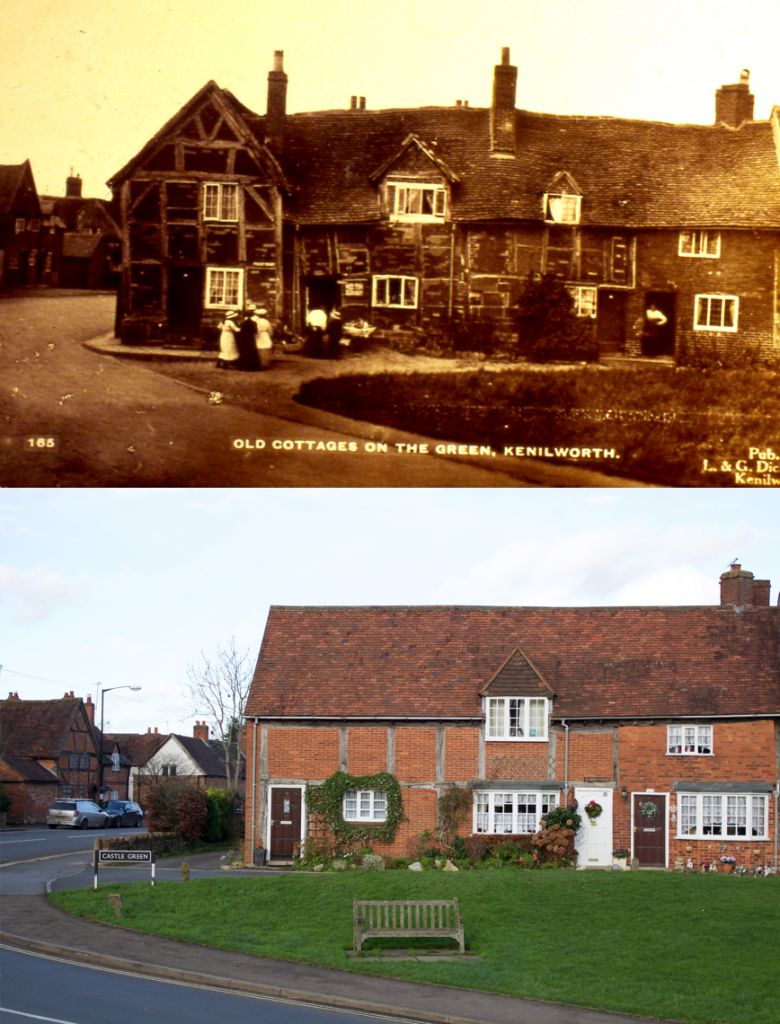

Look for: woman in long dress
[216,310,241,368]
[252,307,274,369]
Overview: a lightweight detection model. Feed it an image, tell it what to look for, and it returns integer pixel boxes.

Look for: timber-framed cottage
[109,50,780,360]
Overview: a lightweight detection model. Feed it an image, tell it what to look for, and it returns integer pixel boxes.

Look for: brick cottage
[108,50,780,361]
[243,563,779,870]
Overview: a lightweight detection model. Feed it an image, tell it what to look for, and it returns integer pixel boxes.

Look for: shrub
[406,832,440,862]
[177,789,208,845]
[496,840,523,862]
[204,788,234,844]
[540,806,582,833]
[393,857,409,869]
[515,273,598,363]
[296,835,341,865]
[0,785,12,814]
[532,821,577,863]
[464,834,488,864]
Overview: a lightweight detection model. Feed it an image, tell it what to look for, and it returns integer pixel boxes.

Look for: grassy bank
[48,870,778,1024]
[296,365,780,486]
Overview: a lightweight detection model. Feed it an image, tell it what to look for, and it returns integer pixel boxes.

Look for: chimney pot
[715,73,754,127]
[501,46,510,65]
[719,565,770,606]
[65,173,82,198]
[273,49,284,73]
[350,95,357,109]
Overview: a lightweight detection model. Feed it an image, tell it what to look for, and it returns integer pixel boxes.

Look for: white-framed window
[694,294,738,332]
[487,697,548,740]
[110,790,119,801]
[14,218,25,233]
[343,789,387,822]
[28,218,41,233]
[372,275,418,309]
[544,193,581,224]
[677,793,767,839]
[567,285,597,318]
[111,753,120,772]
[667,725,712,755]
[387,181,446,222]
[205,267,243,308]
[474,790,558,834]
[203,183,238,222]
[679,230,720,258]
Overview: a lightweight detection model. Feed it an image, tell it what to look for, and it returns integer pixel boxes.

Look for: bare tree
[185,637,253,794]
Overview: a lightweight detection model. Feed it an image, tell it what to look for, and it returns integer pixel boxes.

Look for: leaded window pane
[488,699,505,738]
[344,789,357,820]
[528,699,545,737]
[494,793,513,833]
[221,184,238,220]
[508,698,523,738]
[697,726,712,754]
[703,795,722,835]
[373,791,386,821]
[204,184,220,219]
[751,796,765,837]
[668,726,682,753]
[516,793,536,832]
[680,795,697,835]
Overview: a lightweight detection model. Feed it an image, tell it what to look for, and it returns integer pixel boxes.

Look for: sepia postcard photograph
[1,0,779,488]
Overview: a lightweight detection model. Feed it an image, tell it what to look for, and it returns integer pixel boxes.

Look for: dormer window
[544,193,581,224]
[487,697,548,741]
[388,181,446,222]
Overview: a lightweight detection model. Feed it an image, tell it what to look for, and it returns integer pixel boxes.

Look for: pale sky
[2,0,779,198]
[1,489,778,737]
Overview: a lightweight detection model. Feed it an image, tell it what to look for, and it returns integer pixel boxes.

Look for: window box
[679,230,720,257]
[205,267,243,308]
[694,295,738,332]
[474,790,558,834]
[203,183,238,222]
[372,275,418,309]
[677,793,767,839]
[387,181,446,222]
[667,725,712,755]
[544,193,581,224]
[343,789,387,822]
[487,696,548,740]
[567,285,597,317]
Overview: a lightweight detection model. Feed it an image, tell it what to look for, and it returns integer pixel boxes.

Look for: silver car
[47,799,110,829]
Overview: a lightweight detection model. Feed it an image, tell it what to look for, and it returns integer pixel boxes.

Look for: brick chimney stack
[715,70,754,127]
[84,695,94,724]
[266,50,288,151]
[193,721,209,742]
[719,562,771,606]
[66,169,82,198]
[490,47,518,157]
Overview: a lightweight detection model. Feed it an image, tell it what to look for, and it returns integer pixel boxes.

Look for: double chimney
[719,562,771,607]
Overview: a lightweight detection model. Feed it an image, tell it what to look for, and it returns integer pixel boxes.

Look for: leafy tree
[185,638,253,794]
[515,272,598,362]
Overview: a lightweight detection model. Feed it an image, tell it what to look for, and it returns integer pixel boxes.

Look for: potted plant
[585,800,603,825]
[612,848,630,869]
[719,855,736,874]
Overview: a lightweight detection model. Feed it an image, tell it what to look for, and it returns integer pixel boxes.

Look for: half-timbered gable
[0,160,43,289]
[109,81,287,344]
[244,564,779,870]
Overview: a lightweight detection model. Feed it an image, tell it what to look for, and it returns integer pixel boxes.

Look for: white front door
[574,787,613,868]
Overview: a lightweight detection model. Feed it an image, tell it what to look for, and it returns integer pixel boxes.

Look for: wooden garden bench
[353,898,465,953]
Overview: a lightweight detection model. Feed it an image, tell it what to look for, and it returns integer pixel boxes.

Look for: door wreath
[640,800,658,819]
[585,800,603,821]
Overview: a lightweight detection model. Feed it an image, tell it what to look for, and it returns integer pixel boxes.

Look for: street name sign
[94,849,155,888]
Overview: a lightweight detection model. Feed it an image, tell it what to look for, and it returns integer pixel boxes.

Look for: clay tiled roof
[62,233,101,258]
[0,757,59,782]
[0,698,82,758]
[110,732,167,766]
[247,605,780,721]
[227,96,780,228]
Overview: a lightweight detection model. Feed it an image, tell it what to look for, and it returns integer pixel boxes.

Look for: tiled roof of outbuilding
[0,757,59,782]
[228,97,780,228]
[247,605,780,721]
[110,732,167,766]
[0,698,83,758]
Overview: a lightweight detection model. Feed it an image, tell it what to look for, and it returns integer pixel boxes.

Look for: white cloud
[77,635,147,659]
[0,564,89,622]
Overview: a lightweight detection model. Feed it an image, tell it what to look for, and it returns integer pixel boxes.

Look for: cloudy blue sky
[1,489,778,736]
[3,0,779,197]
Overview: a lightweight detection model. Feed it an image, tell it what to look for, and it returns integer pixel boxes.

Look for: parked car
[102,800,144,828]
[47,800,109,829]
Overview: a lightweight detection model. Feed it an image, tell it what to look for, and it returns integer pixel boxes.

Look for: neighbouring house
[112,722,245,810]
[243,563,779,869]
[39,172,122,289]
[0,692,102,823]
[0,160,43,289]
[108,51,780,360]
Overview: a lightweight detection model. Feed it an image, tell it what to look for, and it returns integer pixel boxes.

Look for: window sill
[486,736,548,743]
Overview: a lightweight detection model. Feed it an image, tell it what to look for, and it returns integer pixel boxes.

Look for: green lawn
[295,365,780,487]
[48,870,779,1024]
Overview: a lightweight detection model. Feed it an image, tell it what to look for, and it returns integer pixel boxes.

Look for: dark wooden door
[168,266,204,331]
[634,794,666,866]
[596,290,627,354]
[270,787,302,859]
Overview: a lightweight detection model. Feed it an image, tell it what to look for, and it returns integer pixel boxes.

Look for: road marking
[0,1010,80,1024]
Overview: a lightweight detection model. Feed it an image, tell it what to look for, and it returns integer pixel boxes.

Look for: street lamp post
[97,683,141,800]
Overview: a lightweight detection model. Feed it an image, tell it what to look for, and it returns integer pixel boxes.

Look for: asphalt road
[0,945,422,1024]
[0,291,639,488]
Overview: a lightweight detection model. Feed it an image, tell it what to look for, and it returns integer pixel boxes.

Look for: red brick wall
[266,727,340,778]
[347,727,387,775]
[618,720,776,867]
[0,780,58,824]
[445,727,480,780]
[565,731,613,781]
[485,740,550,778]
[395,726,436,782]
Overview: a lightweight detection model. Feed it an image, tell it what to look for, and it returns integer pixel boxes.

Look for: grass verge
[48,870,779,1024]
[296,365,780,486]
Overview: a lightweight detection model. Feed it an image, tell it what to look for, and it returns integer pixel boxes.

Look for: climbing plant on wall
[305,771,405,844]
